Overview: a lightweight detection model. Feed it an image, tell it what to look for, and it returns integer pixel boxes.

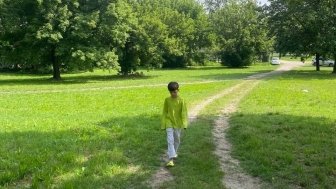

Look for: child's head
[168,82,179,98]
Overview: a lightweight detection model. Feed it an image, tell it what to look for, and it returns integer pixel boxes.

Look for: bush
[220,47,253,67]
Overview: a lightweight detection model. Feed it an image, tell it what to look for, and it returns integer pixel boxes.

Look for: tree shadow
[0,114,163,188]
[187,66,249,70]
[192,67,335,82]
[0,74,154,86]
[264,69,336,81]
[227,112,336,188]
[193,69,275,81]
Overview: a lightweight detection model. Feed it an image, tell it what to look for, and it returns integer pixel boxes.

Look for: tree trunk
[333,54,336,74]
[51,46,61,80]
[261,52,269,62]
[316,53,320,71]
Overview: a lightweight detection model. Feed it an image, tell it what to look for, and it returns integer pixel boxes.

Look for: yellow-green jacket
[161,96,188,129]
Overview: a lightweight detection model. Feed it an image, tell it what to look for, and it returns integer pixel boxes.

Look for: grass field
[228,66,336,188]
[0,64,275,188]
[2,64,334,188]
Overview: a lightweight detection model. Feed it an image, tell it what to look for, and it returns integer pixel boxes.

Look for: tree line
[0,0,335,80]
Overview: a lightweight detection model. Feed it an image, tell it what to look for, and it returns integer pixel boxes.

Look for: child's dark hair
[168,82,179,91]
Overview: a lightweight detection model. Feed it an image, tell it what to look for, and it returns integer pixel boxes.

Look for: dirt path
[213,61,302,189]
[148,62,302,188]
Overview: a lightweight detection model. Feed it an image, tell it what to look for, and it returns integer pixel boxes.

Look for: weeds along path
[148,61,303,189]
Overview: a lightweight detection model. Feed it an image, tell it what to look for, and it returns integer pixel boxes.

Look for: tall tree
[0,0,131,79]
[211,0,272,67]
[131,0,212,69]
[267,0,335,72]
[322,0,336,73]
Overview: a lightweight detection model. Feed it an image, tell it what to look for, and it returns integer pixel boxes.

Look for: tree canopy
[267,0,336,73]
[210,0,273,67]
[0,0,278,78]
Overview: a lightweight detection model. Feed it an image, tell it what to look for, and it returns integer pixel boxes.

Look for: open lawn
[228,66,336,188]
[0,64,275,188]
[2,64,334,188]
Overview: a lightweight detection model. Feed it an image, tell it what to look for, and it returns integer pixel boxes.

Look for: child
[161,82,188,167]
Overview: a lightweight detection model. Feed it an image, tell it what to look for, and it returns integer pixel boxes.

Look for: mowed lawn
[0,64,275,188]
[228,66,336,188]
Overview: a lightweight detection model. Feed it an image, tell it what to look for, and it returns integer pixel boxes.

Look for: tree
[211,0,271,67]
[129,0,212,69]
[1,0,217,76]
[0,0,132,79]
[99,0,137,75]
[322,0,336,73]
[267,0,335,72]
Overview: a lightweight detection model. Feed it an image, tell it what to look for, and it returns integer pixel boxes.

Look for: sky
[258,0,269,5]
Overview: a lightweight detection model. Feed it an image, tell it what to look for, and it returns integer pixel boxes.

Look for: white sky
[258,0,269,5]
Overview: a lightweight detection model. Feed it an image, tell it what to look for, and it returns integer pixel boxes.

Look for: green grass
[0,64,275,188]
[0,63,274,91]
[2,64,334,188]
[228,67,336,188]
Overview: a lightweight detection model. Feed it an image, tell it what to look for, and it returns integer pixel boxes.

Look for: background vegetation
[0,0,274,79]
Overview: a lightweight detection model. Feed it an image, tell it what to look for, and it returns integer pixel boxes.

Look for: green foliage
[221,47,253,67]
[0,0,273,76]
[211,0,272,67]
[267,0,336,65]
[0,0,131,78]
[133,0,213,69]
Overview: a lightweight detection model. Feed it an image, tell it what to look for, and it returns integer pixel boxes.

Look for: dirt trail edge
[148,62,302,188]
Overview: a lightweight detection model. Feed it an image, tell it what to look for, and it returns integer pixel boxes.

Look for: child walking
[161,82,188,167]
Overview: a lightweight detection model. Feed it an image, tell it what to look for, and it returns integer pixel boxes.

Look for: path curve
[148,61,302,188]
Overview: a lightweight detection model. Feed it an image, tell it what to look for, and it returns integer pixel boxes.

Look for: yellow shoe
[166,160,174,167]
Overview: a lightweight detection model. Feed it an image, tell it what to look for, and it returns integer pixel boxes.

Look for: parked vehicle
[312,57,335,67]
[271,57,280,65]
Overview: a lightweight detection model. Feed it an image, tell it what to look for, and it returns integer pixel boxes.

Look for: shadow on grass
[194,69,275,81]
[187,66,250,70]
[264,69,336,81]
[0,74,154,86]
[195,67,335,82]
[0,114,163,188]
[228,112,336,188]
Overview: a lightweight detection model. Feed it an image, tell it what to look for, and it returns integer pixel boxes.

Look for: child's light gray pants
[166,128,181,159]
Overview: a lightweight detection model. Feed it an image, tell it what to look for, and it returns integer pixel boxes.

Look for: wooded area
[0,0,335,79]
